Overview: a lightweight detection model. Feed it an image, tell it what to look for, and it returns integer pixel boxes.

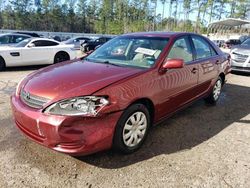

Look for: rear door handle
[191,68,198,74]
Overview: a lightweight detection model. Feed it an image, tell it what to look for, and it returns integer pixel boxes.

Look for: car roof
[14,32,40,37]
[72,36,91,39]
[30,37,59,43]
[122,31,198,38]
[0,33,31,37]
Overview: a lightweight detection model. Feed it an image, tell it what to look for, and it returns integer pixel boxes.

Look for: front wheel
[113,104,150,154]
[204,77,223,104]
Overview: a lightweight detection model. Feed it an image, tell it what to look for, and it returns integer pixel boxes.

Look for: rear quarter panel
[56,46,77,60]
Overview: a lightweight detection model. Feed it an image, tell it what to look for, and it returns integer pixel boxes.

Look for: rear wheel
[54,52,70,64]
[0,57,5,71]
[113,103,150,154]
[204,77,223,105]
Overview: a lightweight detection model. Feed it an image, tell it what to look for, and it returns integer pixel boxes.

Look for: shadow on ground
[231,71,250,77]
[76,83,250,169]
[4,65,47,72]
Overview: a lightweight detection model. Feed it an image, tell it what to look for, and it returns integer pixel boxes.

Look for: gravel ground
[0,67,249,188]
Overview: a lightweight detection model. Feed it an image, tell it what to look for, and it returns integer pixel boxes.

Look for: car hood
[59,43,74,47]
[231,45,250,54]
[22,60,143,103]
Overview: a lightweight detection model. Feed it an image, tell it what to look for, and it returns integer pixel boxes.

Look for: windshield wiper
[100,60,123,67]
[85,58,123,67]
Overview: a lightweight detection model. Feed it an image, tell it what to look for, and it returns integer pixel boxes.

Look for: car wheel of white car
[0,57,5,71]
[54,52,70,64]
[205,77,223,105]
[113,103,150,154]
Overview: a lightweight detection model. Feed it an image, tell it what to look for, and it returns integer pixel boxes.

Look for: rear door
[190,35,219,94]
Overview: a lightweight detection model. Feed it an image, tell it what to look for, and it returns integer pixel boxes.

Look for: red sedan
[11,32,231,155]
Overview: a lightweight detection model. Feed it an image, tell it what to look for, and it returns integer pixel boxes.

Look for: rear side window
[167,36,193,63]
[191,36,217,60]
[32,40,59,47]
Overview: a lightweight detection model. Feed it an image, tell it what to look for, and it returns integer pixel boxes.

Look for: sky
[155,0,221,24]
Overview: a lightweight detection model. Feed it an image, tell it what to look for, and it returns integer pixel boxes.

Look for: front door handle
[191,67,198,74]
[10,52,20,57]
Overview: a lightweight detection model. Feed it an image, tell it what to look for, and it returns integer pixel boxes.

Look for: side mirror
[162,58,184,70]
[27,43,35,48]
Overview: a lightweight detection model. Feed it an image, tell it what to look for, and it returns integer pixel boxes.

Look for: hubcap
[213,79,222,100]
[56,56,66,63]
[122,112,147,147]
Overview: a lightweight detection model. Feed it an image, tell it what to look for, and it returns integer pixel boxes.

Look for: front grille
[231,66,250,70]
[20,89,49,109]
[232,52,249,63]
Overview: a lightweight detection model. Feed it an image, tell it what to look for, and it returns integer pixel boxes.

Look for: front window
[32,40,59,47]
[167,37,193,63]
[0,35,10,44]
[87,36,169,68]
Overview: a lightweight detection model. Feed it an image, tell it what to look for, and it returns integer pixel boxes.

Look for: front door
[21,40,52,65]
[156,36,199,119]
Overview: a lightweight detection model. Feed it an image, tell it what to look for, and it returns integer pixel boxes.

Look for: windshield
[64,38,76,44]
[64,37,89,44]
[15,38,32,47]
[242,38,250,46]
[87,36,169,69]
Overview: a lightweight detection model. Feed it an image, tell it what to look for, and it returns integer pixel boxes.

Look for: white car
[0,38,77,70]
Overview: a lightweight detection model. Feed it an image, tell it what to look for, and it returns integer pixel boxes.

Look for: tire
[84,45,90,53]
[0,57,5,71]
[113,103,151,154]
[204,77,223,105]
[54,52,70,64]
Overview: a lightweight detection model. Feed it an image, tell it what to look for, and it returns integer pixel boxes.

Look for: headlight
[44,96,109,116]
[16,76,26,96]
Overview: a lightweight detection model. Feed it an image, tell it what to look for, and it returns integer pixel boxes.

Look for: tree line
[0,0,249,34]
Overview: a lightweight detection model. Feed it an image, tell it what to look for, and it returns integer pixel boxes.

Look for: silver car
[230,38,250,73]
[0,33,31,46]
[63,36,91,50]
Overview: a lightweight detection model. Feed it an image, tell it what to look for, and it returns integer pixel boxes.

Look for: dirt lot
[0,67,249,188]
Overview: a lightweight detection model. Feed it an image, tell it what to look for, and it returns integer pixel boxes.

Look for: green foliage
[0,0,249,34]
